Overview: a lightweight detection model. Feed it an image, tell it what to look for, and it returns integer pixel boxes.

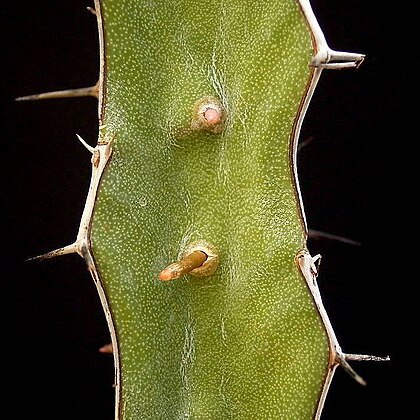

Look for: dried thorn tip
[159,250,207,281]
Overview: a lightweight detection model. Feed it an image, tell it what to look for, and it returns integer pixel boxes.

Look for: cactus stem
[76,134,95,154]
[15,81,99,101]
[159,250,208,281]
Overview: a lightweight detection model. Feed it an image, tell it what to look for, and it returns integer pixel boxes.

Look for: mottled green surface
[91,0,330,418]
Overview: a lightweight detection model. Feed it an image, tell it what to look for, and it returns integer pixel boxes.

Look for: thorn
[159,250,207,281]
[335,353,390,386]
[86,6,97,15]
[344,353,391,362]
[298,136,315,151]
[336,355,367,386]
[311,49,365,69]
[15,82,99,101]
[26,242,79,262]
[311,254,322,275]
[76,134,95,154]
[99,343,113,354]
[308,229,361,247]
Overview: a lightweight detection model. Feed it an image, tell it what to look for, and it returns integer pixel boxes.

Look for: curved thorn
[26,242,79,262]
[76,134,95,154]
[15,82,99,101]
[308,229,361,247]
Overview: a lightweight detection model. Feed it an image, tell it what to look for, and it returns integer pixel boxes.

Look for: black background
[2,1,403,419]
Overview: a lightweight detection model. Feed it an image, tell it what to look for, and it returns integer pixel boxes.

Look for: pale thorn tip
[76,134,95,154]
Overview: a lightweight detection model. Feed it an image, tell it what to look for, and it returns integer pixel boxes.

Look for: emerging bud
[191,96,225,134]
[159,241,219,281]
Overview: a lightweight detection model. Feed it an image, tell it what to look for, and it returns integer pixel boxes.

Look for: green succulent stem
[89,0,331,418]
